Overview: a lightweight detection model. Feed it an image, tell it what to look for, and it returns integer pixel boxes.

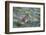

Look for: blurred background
[13,7,40,28]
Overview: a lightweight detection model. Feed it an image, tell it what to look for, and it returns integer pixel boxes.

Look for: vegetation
[13,7,40,28]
